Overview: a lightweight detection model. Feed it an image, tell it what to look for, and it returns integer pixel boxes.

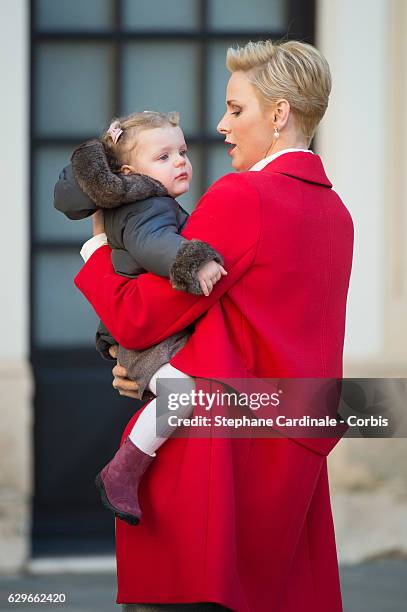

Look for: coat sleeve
[122,197,188,277]
[54,164,97,220]
[122,197,225,293]
[74,173,261,350]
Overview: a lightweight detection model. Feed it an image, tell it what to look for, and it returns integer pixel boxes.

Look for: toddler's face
[126,126,192,198]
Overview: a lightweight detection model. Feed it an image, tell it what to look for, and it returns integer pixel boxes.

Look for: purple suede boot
[95,436,155,526]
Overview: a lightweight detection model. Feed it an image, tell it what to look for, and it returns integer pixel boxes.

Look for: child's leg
[96,363,195,525]
[129,363,195,457]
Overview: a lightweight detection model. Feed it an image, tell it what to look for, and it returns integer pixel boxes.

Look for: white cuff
[80,233,108,262]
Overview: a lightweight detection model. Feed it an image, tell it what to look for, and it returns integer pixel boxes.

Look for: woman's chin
[231,157,247,172]
[230,157,241,171]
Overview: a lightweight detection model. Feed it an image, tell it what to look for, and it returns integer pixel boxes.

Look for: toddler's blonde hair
[226,40,331,143]
[101,110,180,172]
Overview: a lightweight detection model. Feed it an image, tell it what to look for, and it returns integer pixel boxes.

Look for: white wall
[0,0,32,574]
[317,0,387,360]
[318,1,407,565]
[0,0,29,360]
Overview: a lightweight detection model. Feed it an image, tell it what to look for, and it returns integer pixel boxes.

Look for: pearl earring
[273,126,280,139]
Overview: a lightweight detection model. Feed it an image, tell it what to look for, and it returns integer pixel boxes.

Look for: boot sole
[95,472,140,526]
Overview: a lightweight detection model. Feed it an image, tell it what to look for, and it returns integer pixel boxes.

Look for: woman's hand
[197,260,228,296]
[108,345,140,399]
[92,209,105,236]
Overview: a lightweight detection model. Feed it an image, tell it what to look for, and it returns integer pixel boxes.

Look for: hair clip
[107,122,123,144]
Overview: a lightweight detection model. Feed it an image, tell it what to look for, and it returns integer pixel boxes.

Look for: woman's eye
[231,109,241,116]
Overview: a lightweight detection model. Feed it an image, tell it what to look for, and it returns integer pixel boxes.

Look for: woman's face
[217,71,276,172]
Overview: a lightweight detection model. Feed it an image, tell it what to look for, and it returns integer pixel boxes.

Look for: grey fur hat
[71,139,168,208]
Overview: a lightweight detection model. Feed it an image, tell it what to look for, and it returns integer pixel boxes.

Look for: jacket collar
[261,151,332,188]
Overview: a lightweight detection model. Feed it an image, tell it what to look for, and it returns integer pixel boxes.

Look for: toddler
[54,111,227,525]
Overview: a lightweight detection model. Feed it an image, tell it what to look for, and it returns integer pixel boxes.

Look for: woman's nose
[217,113,229,135]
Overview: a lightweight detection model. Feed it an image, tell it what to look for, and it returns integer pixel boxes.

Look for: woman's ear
[120,164,136,175]
[274,99,290,129]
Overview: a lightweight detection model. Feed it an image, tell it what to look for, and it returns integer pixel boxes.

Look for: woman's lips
[226,142,237,156]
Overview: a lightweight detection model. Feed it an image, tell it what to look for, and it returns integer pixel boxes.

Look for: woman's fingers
[111,361,139,397]
[117,389,140,399]
[112,363,139,394]
[112,376,138,392]
[112,363,128,378]
[108,344,119,359]
[114,378,140,398]
[112,374,139,397]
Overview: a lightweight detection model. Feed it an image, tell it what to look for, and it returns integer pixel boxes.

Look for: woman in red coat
[74,40,354,611]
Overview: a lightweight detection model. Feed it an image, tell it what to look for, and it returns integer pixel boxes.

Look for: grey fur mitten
[169,239,224,295]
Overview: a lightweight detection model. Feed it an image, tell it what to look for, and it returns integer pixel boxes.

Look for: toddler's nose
[174,155,186,167]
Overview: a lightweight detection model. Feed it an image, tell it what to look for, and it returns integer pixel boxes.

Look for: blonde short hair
[101,110,180,171]
[226,40,331,142]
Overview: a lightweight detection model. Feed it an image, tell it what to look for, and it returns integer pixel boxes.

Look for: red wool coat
[75,152,354,611]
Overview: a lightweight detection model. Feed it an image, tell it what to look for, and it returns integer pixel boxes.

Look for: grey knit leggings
[122,604,230,611]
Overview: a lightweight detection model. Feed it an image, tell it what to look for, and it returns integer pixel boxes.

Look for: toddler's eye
[180,149,188,157]
[159,154,169,161]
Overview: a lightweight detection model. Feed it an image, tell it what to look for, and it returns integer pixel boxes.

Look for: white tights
[129,363,195,457]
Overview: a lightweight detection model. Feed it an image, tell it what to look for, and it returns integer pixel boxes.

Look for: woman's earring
[273,126,280,139]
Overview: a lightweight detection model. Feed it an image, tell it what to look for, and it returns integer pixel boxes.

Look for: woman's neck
[264,132,310,158]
